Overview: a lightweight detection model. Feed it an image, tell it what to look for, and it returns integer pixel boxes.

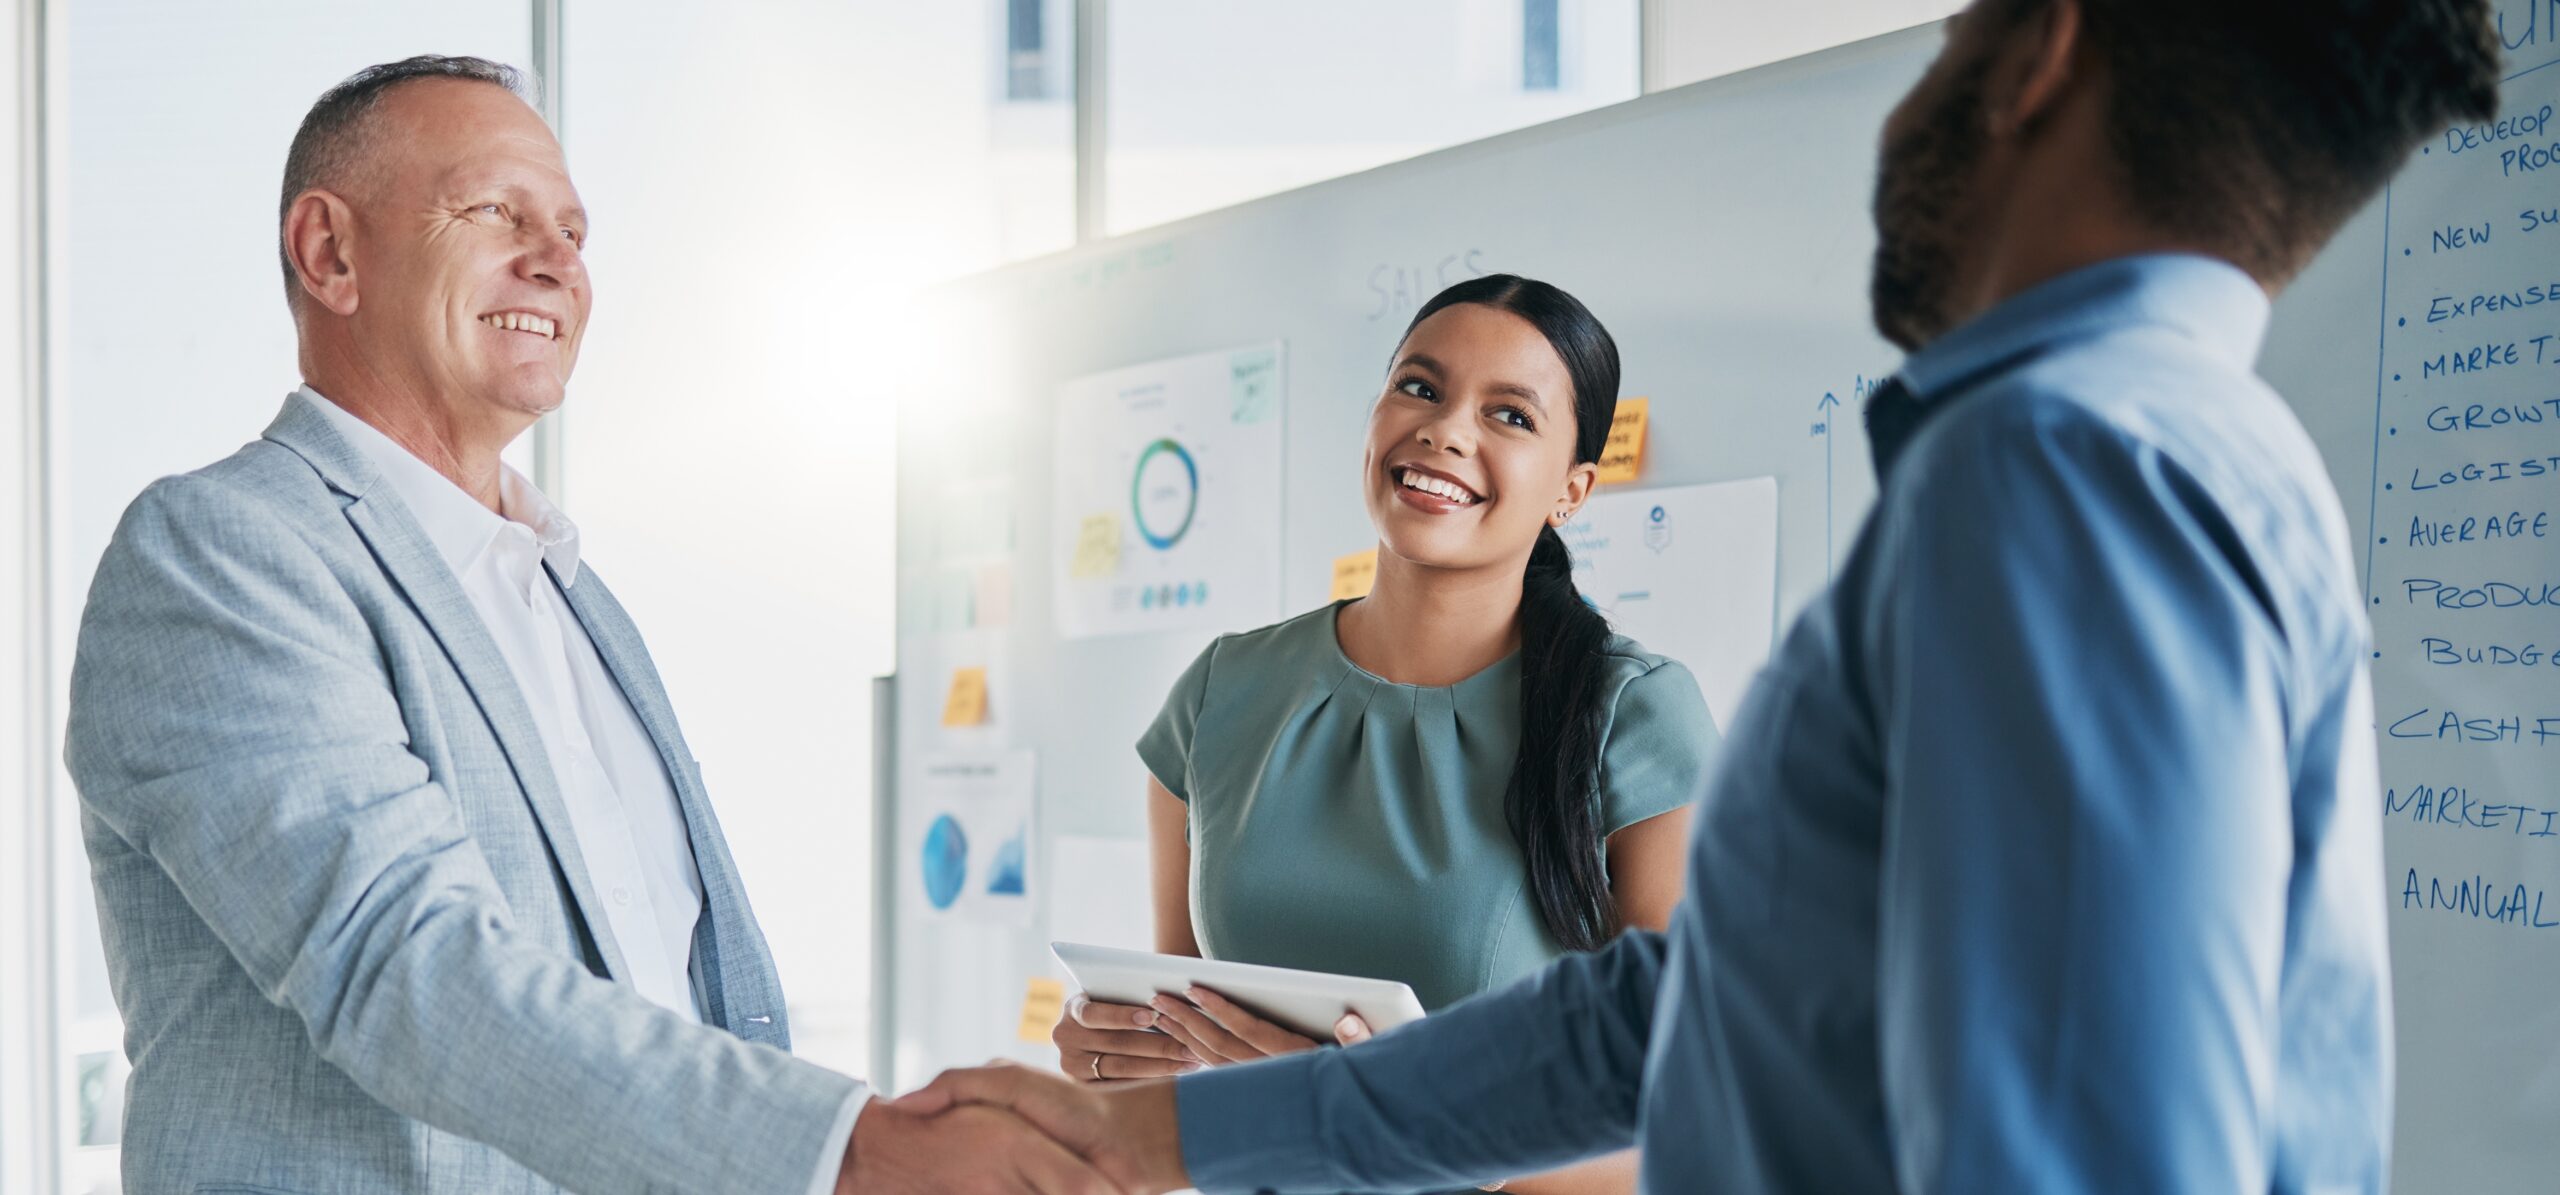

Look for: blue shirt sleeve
[1179,929,1668,1193]
[1870,398,2294,1191]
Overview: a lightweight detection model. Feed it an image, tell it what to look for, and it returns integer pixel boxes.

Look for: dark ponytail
[1401,274,1623,952]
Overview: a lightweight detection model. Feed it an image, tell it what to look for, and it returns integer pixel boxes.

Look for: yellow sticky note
[1330,548,1379,601]
[1018,977,1066,1044]
[941,666,989,727]
[1070,514,1121,579]
[1598,397,1650,484]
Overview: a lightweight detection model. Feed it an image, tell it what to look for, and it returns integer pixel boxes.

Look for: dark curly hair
[1986,0,2505,282]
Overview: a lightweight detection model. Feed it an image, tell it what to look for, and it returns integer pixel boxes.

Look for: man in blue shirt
[903,1,2506,1190]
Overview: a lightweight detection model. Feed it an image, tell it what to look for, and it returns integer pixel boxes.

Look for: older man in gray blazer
[65,56,1107,1195]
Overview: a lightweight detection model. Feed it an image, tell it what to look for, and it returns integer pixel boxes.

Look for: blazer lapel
[261,393,632,983]
[552,564,782,1043]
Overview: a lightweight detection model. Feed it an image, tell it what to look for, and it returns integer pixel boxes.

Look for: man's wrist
[1099,1080,1190,1194]
[834,1097,884,1195]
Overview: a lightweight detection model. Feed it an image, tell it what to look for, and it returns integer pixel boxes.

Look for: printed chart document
[1564,476,1779,730]
[911,749,1037,924]
[1051,343,1287,639]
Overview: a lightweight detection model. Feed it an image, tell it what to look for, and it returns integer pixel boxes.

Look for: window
[990,0,1078,260]
[1006,0,1053,100]
[1524,0,1561,90]
[1643,0,1963,91]
[1100,0,1641,235]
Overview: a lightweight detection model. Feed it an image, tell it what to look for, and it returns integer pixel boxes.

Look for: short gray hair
[277,55,528,297]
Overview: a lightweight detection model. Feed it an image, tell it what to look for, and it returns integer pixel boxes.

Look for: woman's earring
[1554,510,1571,524]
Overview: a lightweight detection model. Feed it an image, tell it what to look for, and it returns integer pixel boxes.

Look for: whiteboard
[887,14,2560,1193]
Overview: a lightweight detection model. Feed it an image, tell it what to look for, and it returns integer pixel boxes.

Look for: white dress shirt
[304,388,860,1194]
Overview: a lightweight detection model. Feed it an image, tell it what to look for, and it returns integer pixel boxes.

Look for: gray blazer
[65,392,857,1194]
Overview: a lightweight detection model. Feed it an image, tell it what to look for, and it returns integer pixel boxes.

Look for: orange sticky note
[1018,977,1066,1044]
[1598,397,1649,484]
[941,667,989,727]
[1330,549,1379,601]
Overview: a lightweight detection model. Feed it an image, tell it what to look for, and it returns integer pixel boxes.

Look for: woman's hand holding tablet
[1146,984,1372,1067]
[1052,991,1200,1083]
[1049,942,1419,1084]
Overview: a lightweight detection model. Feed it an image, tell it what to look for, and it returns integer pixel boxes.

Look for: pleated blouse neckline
[1318,598,1522,703]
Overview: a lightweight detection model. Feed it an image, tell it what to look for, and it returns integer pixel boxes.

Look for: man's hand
[836,1096,1125,1195]
[895,1064,1190,1195]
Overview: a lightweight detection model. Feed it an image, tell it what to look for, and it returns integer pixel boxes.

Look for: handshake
[838,988,1373,1194]
[838,1063,1184,1195]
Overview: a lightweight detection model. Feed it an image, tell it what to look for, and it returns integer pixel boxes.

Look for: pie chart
[921,814,968,910]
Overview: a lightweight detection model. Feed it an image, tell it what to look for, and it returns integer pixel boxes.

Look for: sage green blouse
[1138,600,1719,1012]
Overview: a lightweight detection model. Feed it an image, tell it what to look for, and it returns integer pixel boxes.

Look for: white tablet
[1050,941,1428,1041]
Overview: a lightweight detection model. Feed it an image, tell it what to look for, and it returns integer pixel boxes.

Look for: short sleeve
[1597,660,1719,833]
[1136,638,1219,802]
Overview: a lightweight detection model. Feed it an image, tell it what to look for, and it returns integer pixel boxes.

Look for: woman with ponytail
[1052,276,1718,1193]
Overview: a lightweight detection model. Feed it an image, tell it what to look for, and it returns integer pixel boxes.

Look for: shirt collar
[1897,253,2272,403]
[298,384,583,587]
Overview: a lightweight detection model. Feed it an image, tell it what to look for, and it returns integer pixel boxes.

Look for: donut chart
[1129,438,1199,550]
[1052,342,1286,638]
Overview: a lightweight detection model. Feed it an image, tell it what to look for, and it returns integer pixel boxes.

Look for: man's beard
[1869,58,1991,353]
